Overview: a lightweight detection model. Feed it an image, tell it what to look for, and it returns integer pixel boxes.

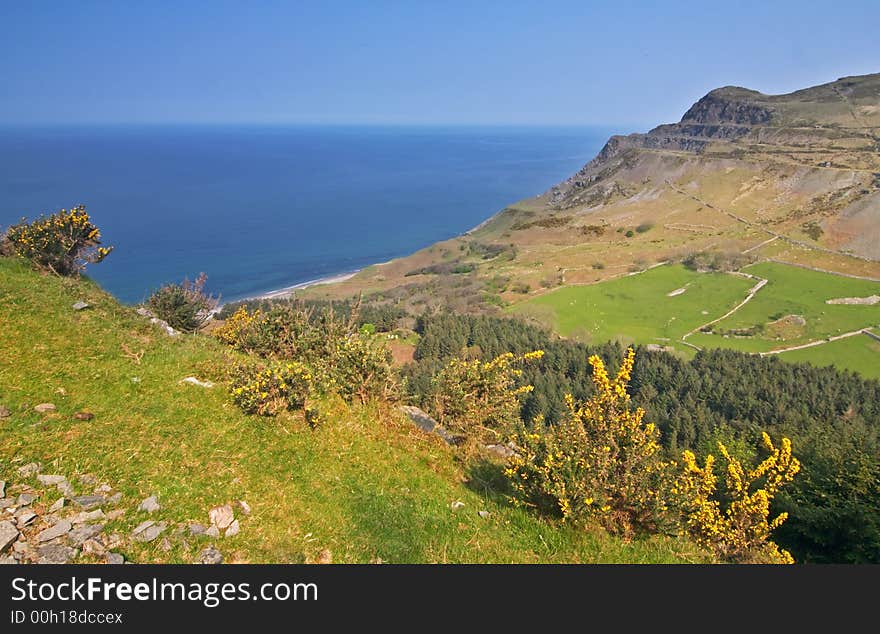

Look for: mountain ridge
[303,72,880,313]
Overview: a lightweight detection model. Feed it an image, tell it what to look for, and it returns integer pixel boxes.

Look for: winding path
[680,271,768,350]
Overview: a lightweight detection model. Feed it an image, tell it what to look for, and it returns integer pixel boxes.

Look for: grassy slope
[0,258,703,563]
[778,332,880,380]
[509,264,753,352]
[688,262,880,353]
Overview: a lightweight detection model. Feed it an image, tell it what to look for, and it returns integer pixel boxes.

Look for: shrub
[636,222,654,234]
[329,334,399,405]
[3,205,113,275]
[624,230,635,238]
[147,273,219,333]
[229,361,317,416]
[677,433,800,563]
[506,349,677,535]
[218,304,399,410]
[430,350,543,440]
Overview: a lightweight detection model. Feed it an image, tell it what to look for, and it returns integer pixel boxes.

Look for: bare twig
[121,343,145,365]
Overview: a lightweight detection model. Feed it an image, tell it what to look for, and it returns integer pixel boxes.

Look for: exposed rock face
[680,88,775,125]
[540,72,880,262]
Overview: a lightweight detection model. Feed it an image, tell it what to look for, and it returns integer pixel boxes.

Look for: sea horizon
[0,123,621,303]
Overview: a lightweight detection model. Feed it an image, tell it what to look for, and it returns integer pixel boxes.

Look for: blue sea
[0,125,614,303]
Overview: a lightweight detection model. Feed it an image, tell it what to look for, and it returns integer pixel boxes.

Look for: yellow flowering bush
[328,334,399,405]
[229,361,317,417]
[214,306,261,347]
[506,348,677,534]
[677,433,801,563]
[219,304,399,414]
[430,350,544,440]
[3,205,113,275]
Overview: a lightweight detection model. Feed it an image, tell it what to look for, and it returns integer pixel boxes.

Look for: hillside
[304,73,880,309]
[0,258,702,564]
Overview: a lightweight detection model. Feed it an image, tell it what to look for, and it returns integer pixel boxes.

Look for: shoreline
[219,270,362,308]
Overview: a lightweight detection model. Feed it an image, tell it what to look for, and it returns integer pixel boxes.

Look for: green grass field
[687,262,880,353]
[0,258,702,563]
[510,264,754,352]
[778,331,880,380]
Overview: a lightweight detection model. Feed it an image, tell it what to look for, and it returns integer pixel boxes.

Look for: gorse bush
[429,350,543,440]
[3,205,112,275]
[506,349,678,535]
[229,361,317,417]
[216,304,398,415]
[504,348,801,560]
[678,433,800,563]
[214,304,348,363]
[147,273,219,333]
[329,334,399,405]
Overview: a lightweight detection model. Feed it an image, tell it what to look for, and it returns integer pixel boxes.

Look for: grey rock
[68,524,104,547]
[81,539,105,556]
[106,552,125,565]
[36,544,77,564]
[37,519,72,543]
[180,376,214,388]
[133,522,166,543]
[34,403,56,413]
[12,541,29,556]
[224,519,240,538]
[72,495,105,510]
[149,317,178,337]
[15,510,37,528]
[138,495,161,513]
[205,525,220,538]
[48,497,65,512]
[197,546,223,565]
[136,307,154,318]
[0,555,16,565]
[37,474,68,486]
[71,509,105,524]
[108,493,123,505]
[77,473,97,486]
[188,523,206,536]
[73,411,95,421]
[478,510,491,519]
[95,484,112,494]
[56,480,75,498]
[17,462,42,477]
[0,406,10,419]
[209,504,234,530]
[105,533,123,549]
[237,500,252,515]
[400,405,461,445]
[0,520,19,552]
[0,481,4,497]
[132,520,155,535]
[160,537,172,552]
[16,493,38,506]
[72,301,90,311]
[483,442,519,459]
[450,501,465,511]
[0,498,14,510]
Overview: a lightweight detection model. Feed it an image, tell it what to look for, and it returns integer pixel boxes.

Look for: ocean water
[0,125,614,303]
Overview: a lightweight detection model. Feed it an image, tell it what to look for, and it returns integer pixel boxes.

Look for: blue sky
[1,0,878,127]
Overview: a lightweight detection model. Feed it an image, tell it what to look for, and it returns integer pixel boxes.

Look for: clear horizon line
[0,119,650,130]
